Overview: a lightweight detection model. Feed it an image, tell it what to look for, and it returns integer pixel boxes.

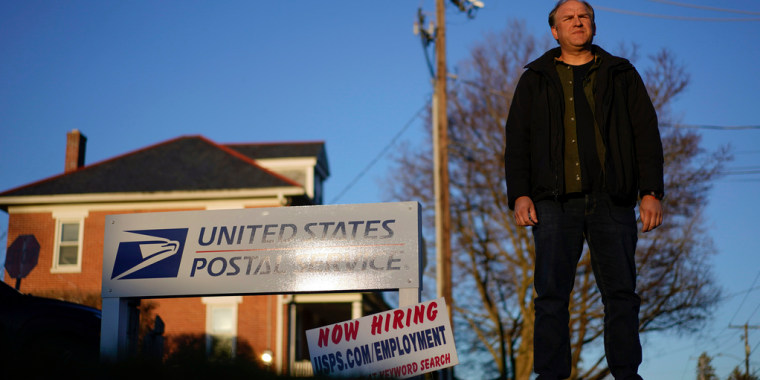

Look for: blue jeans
[532,194,642,380]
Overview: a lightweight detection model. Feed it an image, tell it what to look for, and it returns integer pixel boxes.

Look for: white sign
[101,202,421,298]
[306,298,458,378]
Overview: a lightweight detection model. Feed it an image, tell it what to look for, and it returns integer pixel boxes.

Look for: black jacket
[504,46,664,209]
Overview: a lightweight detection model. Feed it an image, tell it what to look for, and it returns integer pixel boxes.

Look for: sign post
[5,234,40,290]
[101,202,423,362]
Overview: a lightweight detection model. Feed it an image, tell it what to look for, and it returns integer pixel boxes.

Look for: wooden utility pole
[416,2,481,379]
[433,0,453,328]
[729,323,759,378]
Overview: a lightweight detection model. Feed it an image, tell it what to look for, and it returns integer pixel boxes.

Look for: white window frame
[203,296,242,358]
[51,212,86,273]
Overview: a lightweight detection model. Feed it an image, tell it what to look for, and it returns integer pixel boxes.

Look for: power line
[329,102,428,204]
[649,283,760,378]
[440,80,760,131]
[720,178,760,183]
[729,270,760,325]
[661,123,760,130]
[724,169,760,176]
[595,5,760,22]
[646,0,760,16]
[747,301,760,322]
[722,285,760,302]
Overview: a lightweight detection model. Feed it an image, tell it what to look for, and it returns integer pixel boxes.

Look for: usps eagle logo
[111,229,188,280]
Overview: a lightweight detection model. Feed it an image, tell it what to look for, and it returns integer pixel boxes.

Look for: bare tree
[385,21,727,380]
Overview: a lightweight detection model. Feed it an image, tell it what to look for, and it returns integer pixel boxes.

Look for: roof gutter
[0,187,306,210]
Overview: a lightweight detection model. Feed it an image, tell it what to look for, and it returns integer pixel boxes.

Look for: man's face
[551,0,595,50]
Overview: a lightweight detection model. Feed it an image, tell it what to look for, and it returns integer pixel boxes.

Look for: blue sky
[1,1,758,378]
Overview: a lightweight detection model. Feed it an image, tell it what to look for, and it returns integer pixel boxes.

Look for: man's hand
[514,196,538,226]
[639,195,663,232]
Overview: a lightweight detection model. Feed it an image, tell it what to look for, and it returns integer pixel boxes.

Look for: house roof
[226,141,323,160]
[0,135,324,198]
[226,141,330,176]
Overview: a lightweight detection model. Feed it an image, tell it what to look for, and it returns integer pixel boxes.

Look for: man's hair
[548,0,596,28]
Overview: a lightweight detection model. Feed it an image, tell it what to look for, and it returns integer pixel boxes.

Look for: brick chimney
[64,129,87,173]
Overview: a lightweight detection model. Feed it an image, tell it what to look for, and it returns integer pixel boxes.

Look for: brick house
[0,130,389,375]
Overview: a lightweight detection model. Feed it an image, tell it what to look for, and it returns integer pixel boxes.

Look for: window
[52,219,83,272]
[203,296,241,360]
[209,306,235,359]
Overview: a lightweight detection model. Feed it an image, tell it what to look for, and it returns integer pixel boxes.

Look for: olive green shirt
[555,56,606,194]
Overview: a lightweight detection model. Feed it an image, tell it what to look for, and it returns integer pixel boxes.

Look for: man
[504,1,664,379]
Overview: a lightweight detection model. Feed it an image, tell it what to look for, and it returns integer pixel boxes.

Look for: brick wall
[4,206,293,370]
[4,212,65,292]
[238,295,279,359]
